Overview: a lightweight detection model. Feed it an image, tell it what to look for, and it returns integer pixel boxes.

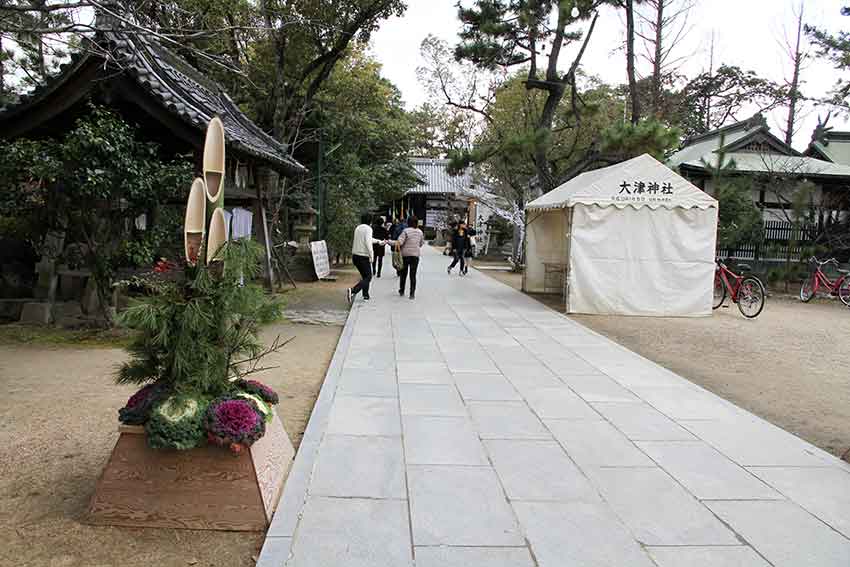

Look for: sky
[370,0,850,150]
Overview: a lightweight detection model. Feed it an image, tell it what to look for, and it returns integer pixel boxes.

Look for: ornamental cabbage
[205,396,266,452]
[145,395,209,450]
[118,382,169,425]
[235,379,279,405]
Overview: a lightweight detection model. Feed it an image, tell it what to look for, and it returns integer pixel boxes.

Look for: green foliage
[702,140,762,250]
[314,47,419,257]
[675,65,788,138]
[599,119,681,162]
[145,394,210,450]
[806,7,850,106]
[117,208,183,267]
[0,105,192,323]
[715,179,763,250]
[117,240,284,397]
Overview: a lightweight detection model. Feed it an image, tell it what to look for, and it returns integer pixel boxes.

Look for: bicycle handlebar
[809,256,838,267]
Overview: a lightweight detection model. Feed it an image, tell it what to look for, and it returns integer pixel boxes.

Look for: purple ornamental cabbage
[119,382,168,425]
[205,397,266,452]
[236,379,279,405]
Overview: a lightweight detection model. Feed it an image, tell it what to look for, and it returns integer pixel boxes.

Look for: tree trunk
[784,3,805,146]
[626,0,641,124]
[652,0,664,116]
[0,34,5,99]
[533,86,565,192]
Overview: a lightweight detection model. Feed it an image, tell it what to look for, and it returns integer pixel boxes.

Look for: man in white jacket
[348,213,384,303]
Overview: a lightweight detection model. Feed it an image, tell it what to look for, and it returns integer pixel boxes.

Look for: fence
[717,221,817,263]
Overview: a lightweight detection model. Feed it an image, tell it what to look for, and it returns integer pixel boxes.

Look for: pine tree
[117,239,284,397]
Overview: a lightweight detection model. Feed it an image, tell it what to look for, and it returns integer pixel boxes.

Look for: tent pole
[564,207,575,314]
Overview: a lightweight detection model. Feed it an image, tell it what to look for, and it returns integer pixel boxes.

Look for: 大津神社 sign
[612,180,674,204]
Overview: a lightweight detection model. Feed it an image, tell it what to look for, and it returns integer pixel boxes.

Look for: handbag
[392,244,403,271]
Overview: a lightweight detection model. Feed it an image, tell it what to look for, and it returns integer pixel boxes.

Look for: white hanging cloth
[231,207,253,240]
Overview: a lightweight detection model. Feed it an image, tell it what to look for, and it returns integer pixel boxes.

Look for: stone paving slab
[309,435,405,499]
[413,546,535,567]
[285,497,412,567]
[707,500,850,567]
[747,466,850,538]
[588,466,741,545]
[257,246,850,567]
[467,401,551,440]
[513,501,657,567]
[636,441,783,500]
[485,439,601,502]
[647,546,773,567]
[408,465,524,546]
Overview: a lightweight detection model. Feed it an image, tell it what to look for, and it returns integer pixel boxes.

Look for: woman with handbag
[393,215,425,299]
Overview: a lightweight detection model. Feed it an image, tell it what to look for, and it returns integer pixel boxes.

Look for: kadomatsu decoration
[114,117,287,452]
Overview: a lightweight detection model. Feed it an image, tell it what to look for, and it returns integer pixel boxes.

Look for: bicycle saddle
[838,268,850,275]
[737,263,753,271]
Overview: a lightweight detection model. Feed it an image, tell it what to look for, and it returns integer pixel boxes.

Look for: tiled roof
[406,157,478,195]
[806,131,850,166]
[667,117,760,168]
[0,31,305,174]
[679,152,850,178]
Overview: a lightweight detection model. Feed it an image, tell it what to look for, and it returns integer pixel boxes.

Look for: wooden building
[0,30,306,291]
[668,115,850,225]
[393,157,492,239]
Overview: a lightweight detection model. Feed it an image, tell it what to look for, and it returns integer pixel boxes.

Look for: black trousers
[399,256,420,295]
[372,254,383,276]
[448,249,466,271]
[351,254,372,298]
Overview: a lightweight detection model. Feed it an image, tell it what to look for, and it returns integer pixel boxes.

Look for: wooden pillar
[255,166,278,290]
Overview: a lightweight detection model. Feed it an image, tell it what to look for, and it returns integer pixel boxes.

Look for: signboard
[425,209,448,228]
[310,240,331,279]
[612,179,674,204]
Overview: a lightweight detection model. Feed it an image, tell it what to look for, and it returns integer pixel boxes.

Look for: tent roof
[526,154,717,211]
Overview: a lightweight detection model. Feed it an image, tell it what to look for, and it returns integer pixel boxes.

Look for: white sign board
[310,240,331,279]
[425,209,448,228]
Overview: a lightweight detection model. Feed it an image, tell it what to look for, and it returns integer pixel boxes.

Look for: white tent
[524,154,718,316]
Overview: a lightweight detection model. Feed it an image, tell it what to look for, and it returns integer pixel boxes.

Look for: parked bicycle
[800,257,850,306]
[713,259,766,318]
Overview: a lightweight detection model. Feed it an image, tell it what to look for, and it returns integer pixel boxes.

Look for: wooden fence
[717,221,817,262]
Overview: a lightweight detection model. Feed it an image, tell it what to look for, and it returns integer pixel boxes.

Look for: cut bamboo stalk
[207,208,228,264]
[184,178,206,264]
[203,116,226,203]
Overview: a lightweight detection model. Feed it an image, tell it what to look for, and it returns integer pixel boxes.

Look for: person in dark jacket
[391,218,407,240]
[372,218,389,277]
[447,222,476,276]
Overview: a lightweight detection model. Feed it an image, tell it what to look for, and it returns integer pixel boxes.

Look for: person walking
[391,217,407,240]
[347,213,384,303]
[372,217,389,278]
[394,215,425,299]
[447,221,476,276]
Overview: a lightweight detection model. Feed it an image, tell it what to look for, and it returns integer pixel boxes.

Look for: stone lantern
[292,206,318,252]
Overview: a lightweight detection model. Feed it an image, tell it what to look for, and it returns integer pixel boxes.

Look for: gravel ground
[0,268,359,567]
[482,268,850,461]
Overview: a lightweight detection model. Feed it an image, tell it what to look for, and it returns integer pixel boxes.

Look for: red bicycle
[800,257,850,305]
[713,259,766,318]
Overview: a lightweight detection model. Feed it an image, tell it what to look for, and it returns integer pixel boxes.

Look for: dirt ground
[482,268,850,461]
[0,266,358,567]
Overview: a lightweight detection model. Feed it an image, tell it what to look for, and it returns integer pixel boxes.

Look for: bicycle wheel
[800,275,815,302]
[712,274,726,309]
[737,277,766,318]
[838,278,850,307]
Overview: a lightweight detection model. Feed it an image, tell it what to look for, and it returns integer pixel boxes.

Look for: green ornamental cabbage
[145,395,209,450]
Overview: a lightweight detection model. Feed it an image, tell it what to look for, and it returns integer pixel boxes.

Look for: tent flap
[566,205,717,316]
[526,154,717,211]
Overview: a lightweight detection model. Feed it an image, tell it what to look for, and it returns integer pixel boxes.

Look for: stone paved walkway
[258,246,850,567]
